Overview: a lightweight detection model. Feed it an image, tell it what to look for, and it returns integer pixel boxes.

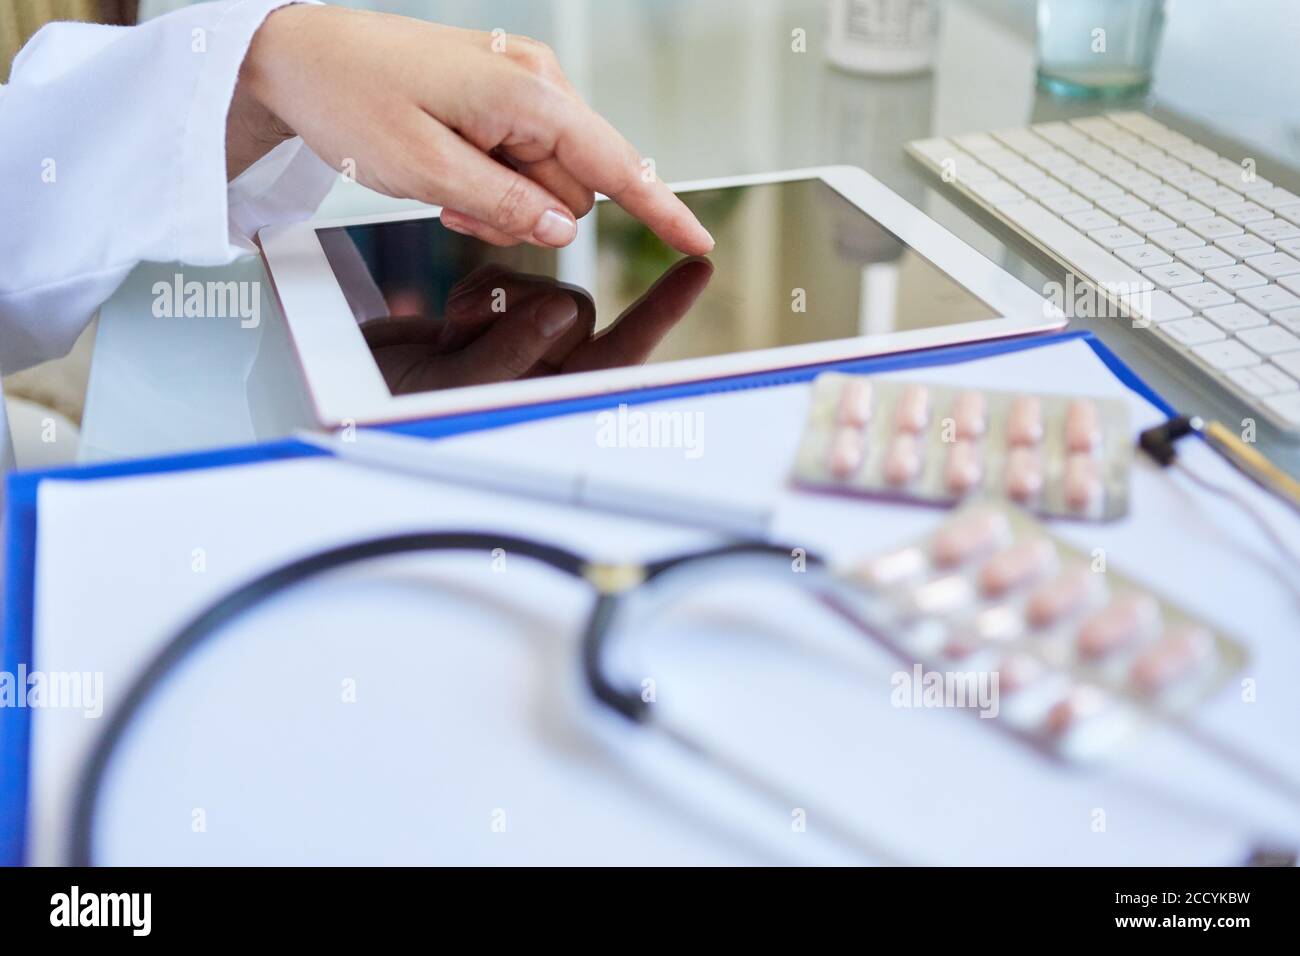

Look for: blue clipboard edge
[0,329,1175,865]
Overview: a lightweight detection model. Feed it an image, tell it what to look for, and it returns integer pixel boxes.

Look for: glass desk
[84,0,1300,476]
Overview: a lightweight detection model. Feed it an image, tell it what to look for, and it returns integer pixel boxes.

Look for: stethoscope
[70,530,919,865]
[69,528,1300,866]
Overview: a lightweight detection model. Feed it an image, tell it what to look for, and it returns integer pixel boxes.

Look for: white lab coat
[0,0,336,375]
[0,0,336,499]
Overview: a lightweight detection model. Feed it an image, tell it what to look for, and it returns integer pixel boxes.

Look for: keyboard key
[1277,206,1300,227]
[1203,265,1267,291]
[1175,246,1234,271]
[1249,218,1300,242]
[1262,389,1300,425]
[998,159,1050,182]
[1241,178,1276,196]
[1225,367,1278,396]
[1075,179,1125,202]
[1191,339,1261,370]
[1121,210,1175,234]
[1138,154,1189,177]
[999,200,1153,292]
[1163,171,1216,194]
[1186,216,1243,241]
[1106,111,1163,134]
[1272,350,1300,380]
[956,161,1002,184]
[1065,210,1118,231]
[1055,166,1102,188]
[970,180,1025,205]
[1041,192,1093,215]
[1252,188,1300,211]
[1236,325,1300,355]
[1196,186,1245,208]
[1116,244,1173,268]
[1273,307,1300,333]
[1148,228,1205,252]
[1159,199,1215,223]
[1020,178,1072,201]
[1238,285,1300,313]
[1088,226,1145,249]
[1134,184,1188,206]
[1110,169,1162,192]
[1216,234,1275,259]
[1097,194,1150,217]
[1031,122,1089,147]
[1126,289,1192,324]
[1245,253,1300,279]
[953,132,1001,154]
[1257,364,1299,392]
[1142,263,1202,288]
[1160,317,1224,346]
[1026,149,1081,175]
[1276,237,1300,257]
[1203,304,1268,332]
[1279,274,1300,295]
[992,128,1051,155]
[1172,282,1235,310]
[1218,201,1272,225]
[1210,161,1252,185]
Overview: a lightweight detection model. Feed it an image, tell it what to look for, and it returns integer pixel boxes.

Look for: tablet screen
[316,179,998,396]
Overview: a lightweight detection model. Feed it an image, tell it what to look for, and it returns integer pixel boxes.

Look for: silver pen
[294,428,772,539]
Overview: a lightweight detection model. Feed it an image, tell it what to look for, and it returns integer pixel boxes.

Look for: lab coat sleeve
[0,0,338,374]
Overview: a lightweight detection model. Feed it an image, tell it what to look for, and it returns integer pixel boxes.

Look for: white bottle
[825,0,938,76]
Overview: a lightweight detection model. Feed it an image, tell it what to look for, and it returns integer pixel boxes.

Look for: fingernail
[441,215,470,236]
[535,294,578,337]
[533,209,577,247]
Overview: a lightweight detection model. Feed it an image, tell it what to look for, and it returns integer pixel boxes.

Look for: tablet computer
[259,167,1064,426]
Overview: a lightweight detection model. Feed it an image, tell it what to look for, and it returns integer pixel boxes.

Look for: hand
[232,4,713,255]
[361,258,715,394]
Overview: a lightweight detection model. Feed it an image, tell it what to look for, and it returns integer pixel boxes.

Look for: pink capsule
[883,431,922,486]
[978,538,1057,597]
[1063,453,1103,513]
[854,546,926,588]
[1044,685,1109,737]
[1026,566,1100,628]
[944,440,984,495]
[828,426,864,479]
[952,390,988,439]
[1006,396,1044,446]
[893,385,931,433]
[1065,399,1103,454]
[996,653,1043,695]
[932,508,1011,568]
[1077,594,1161,659]
[1131,625,1215,693]
[1004,446,1045,503]
[836,378,873,427]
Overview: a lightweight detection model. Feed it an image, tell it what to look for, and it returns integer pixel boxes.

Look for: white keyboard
[907,112,1300,434]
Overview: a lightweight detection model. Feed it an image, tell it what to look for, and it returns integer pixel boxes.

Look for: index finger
[553,104,714,256]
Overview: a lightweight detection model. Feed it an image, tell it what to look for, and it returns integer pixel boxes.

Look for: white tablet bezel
[259,166,1065,426]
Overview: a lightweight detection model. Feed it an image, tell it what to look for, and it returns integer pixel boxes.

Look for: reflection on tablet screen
[316,180,998,396]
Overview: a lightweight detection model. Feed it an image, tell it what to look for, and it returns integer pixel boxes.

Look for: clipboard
[0,329,1177,865]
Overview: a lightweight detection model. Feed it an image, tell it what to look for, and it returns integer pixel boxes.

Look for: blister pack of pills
[793,373,1133,520]
[825,504,1247,762]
